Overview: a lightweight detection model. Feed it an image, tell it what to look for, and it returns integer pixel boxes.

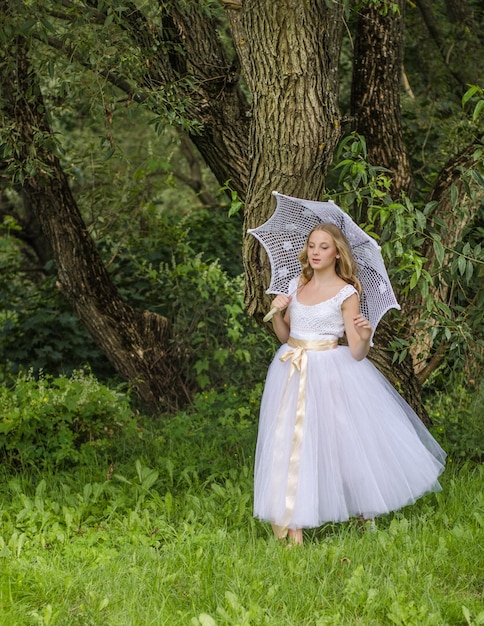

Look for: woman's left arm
[342,294,372,361]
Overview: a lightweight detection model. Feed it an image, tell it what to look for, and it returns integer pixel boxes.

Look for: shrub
[127,244,276,395]
[426,381,484,462]
[0,277,116,379]
[0,370,139,469]
[141,383,262,483]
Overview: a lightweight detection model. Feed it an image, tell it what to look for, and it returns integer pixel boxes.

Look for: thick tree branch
[406,142,484,377]
[83,0,251,197]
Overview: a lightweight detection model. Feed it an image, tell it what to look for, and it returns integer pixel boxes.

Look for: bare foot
[287,528,303,545]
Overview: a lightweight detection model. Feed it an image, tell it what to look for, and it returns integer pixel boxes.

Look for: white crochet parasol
[248,191,400,343]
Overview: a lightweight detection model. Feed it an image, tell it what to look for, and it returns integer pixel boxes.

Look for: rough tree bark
[351,0,413,198]
[225,0,345,318]
[2,34,190,413]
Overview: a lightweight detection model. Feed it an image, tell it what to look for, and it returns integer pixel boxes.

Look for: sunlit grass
[0,459,482,625]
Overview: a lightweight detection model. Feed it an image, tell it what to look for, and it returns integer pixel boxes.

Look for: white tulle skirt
[253,344,446,530]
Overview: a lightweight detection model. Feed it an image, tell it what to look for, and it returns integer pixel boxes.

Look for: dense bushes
[0,368,264,475]
[1,361,481,476]
[0,370,138,469]
[141,384,263,482]
[1,215,275,397]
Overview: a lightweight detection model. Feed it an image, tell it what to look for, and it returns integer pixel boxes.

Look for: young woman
[253,224,446,545]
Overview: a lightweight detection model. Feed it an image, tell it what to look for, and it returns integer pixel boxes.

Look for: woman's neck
[311,267,340,284]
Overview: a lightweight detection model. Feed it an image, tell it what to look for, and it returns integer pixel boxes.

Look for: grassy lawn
[0,458,482,626]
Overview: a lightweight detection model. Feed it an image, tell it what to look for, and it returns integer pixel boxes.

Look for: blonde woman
[253,224,445,545]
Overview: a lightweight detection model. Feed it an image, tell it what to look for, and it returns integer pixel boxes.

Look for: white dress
[253,278,446,530]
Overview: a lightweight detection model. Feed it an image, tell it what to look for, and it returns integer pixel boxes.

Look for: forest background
[0,0,483,624]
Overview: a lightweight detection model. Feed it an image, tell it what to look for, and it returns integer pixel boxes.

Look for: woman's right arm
[270,294,291,344]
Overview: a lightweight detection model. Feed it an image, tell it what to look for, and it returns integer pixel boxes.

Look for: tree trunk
[2,34,190,413]
[3,0,479,421]
[369,322,428,420]
[351,0,413,198]
[223,1,433,421]
[349,0,436,419]
[405,143,484,378]
[225,0,345,317]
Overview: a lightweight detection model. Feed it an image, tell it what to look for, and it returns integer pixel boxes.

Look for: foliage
[0,223,27,378]
[0,272,115,379]
[0,360,481,623]
[157,257,274,392]
[0,370,138,469]
[141,383,263,481]
[426,380,484,462]
[462,85,484,123]
[325,132,484,376]
[0,0,482,414]
[109,231,275,394]
[179,206,244,278]
[0,207,256,390]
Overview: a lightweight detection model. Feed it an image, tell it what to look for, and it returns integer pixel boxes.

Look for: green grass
[0,458,483,626]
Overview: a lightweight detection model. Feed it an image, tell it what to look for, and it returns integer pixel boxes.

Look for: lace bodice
[288,277,357,341]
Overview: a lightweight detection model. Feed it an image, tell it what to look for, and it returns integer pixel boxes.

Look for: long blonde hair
[299,223,362,294]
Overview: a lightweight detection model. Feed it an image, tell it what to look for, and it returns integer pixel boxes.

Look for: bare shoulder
[324,278,349,298]
[341,290,360,311]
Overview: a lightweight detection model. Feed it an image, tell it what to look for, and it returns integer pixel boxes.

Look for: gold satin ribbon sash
[271,337,337,539]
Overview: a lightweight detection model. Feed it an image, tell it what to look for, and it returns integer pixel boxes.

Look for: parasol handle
[263,306,279,323]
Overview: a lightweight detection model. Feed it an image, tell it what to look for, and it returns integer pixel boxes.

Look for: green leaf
[462,85,479,107]
[450,184,458,208]
[437,301,452,317]
[20,18,37,33]
[423,200,439,215]
[433,237,445,266]
[211,483,225,497]
[473,100,484,121]
[415,210,426,230]
[469,169,484,188]
[461,605,472,625]
[40,16,57,33]
[103,148,115,161]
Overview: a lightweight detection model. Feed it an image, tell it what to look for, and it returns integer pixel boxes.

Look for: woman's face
[306,229,339,270]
